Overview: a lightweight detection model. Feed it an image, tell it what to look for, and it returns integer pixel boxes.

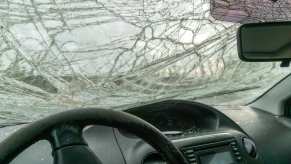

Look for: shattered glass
[0,0,290,124]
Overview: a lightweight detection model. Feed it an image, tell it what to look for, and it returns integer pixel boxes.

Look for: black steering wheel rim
[0,108,188,164]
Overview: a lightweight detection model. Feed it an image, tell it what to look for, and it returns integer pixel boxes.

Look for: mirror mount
[280,60,290,68]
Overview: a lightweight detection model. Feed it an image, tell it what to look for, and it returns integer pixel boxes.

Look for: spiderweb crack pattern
[0,0,289,123]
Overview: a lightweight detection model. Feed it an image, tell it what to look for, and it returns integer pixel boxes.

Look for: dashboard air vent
[181,147,198,164]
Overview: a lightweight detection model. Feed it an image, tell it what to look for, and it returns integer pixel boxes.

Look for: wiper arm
[0,122,29,128]
[191,86,260,100]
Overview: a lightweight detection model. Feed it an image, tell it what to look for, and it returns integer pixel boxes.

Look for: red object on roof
[210,0,291,23]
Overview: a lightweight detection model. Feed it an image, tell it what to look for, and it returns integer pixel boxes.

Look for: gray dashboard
[219,105,291,164]
[1,100,264,164]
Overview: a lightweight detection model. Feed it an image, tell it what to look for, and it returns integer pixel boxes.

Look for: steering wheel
[0,108,188,164]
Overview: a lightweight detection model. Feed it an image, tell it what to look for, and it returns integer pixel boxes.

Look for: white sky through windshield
[0,0,290,124]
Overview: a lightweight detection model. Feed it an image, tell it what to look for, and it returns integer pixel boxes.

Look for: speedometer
[126,100,219,136]
[151,113,174,131]
[151,112,197,133]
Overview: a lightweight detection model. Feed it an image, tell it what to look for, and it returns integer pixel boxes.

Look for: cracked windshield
[0,0,290,125]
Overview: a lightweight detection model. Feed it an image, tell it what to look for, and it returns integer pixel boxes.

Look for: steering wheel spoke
[48,124,102,164]
[49,124,86,149]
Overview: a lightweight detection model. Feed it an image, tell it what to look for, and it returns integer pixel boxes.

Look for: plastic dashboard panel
[1,100,266,164]
[113,128,260,164]
[219,105,291,164]
[117,100,260,164]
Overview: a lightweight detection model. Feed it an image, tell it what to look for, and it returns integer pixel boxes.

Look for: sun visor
[210,0,291,23]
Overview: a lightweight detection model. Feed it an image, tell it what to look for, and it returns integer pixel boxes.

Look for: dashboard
[120,100,260,164]
[5,100,262,164]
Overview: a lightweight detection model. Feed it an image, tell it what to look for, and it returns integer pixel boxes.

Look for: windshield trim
[247,72,291,105]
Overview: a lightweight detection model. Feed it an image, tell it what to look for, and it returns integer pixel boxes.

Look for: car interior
[1,0,291,164]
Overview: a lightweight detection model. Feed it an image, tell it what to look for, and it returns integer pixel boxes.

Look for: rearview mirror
[238,22,291,63]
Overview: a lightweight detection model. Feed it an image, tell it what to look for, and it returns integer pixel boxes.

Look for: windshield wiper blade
[0,122,30,128]
[191,86,261,100]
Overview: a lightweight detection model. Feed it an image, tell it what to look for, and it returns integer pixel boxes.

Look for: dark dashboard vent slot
[181,147,197,164]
